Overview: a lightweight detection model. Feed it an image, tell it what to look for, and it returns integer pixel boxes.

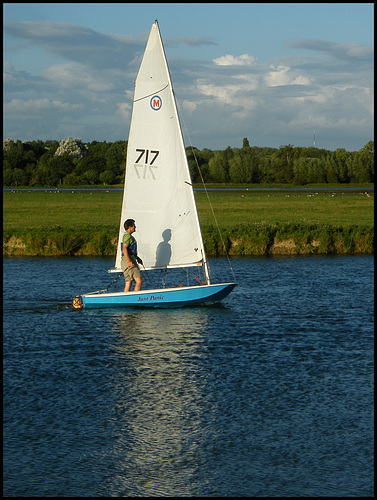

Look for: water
[3,256,374,496]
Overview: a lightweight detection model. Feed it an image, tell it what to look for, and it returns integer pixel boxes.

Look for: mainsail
[112,21,206,276]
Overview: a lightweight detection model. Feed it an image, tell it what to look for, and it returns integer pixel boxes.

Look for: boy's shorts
[121,260,141,281]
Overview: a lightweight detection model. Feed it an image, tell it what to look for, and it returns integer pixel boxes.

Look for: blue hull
[80,283,236,308]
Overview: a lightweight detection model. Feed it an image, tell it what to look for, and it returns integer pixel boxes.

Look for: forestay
[112,21,205,275]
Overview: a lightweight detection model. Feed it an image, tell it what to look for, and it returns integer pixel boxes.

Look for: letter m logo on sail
[150,95,162,110]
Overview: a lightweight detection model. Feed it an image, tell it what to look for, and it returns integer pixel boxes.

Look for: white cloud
[182,100,197,112]
[213,54,257,66]
[197,78,259,110]
[264,64,310,87]
[43,63,115,92]
[3,60,13,81]
[4,97,81,113]
[117,102,132,121]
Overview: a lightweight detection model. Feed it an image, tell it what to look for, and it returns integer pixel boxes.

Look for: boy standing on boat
[121,219,143,292]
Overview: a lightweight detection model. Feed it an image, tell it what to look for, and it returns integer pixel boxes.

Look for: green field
[3,189,374,256]
[196,190,374,227]
[3,190,121,232]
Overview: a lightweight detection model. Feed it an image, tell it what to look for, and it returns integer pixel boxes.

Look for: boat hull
[79,283,236,309]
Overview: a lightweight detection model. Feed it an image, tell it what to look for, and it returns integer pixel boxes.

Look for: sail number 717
[134,149,159,180]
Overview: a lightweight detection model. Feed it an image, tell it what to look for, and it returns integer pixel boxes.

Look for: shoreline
[4,226,374,257]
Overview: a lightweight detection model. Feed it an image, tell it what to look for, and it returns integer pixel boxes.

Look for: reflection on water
[105,309,210,496]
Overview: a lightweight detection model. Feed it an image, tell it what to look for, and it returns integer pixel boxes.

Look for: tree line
[3,137,374,187]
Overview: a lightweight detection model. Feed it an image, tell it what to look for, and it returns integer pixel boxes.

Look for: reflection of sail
[106,309,210,496]
[155,229,172,267]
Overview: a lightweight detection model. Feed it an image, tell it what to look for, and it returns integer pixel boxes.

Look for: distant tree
[99,170,116,185]
[279,144,295,164]
[77,155,105,177]
[12,168,27,186]
[293,157,326,184]
[33,160,60,186]
[357,141,374,183]
[360,141,374,182]
[44,140,59,155]
[242,137,250,149]
[361,140,374,154]
[3,139,25,170]
[52,154,75,184]
[63,172,82,186]
[334,149,350,183]
[3,168,13,186]
[208,151,229,182]
[258,157,275,183]
[186,147,199,182]
[347,143,374,183]
[83,169,99,185]
[105,141,126,175]
[228,151,250,183]
[27,140,47,159]
[275,145,295,182]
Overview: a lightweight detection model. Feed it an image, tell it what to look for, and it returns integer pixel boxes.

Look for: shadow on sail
[155,228,172,267]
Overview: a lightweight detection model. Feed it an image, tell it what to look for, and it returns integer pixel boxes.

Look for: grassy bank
[3,189,374,256]
[202,222,374,255]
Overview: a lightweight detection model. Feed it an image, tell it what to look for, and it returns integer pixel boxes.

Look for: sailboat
[73,21,236,309]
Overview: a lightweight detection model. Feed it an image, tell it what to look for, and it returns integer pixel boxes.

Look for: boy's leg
[124,280,132,292]
[134,276,143,291]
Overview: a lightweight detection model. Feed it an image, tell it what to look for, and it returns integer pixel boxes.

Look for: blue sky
[3,3,374,151]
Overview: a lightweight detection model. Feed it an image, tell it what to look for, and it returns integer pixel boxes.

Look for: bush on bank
[3,223,374,257]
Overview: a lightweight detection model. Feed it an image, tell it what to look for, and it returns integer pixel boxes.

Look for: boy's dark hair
[124,219,135,230]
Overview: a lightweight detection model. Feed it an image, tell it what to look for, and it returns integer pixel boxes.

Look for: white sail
[112,21,207,276]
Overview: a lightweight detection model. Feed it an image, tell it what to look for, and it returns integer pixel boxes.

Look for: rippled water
[3,256,374,496]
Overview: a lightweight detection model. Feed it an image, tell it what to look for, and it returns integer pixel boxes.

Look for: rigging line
[184,266,207,285]
[82,273,123,295]
[177,102,237,284]
[141,263,152,287]
[133,84,169,103]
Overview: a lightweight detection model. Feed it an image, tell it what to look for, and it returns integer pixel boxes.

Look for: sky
[3,3,374,151]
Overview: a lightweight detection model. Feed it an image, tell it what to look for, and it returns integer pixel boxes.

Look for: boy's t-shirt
[121,233,137,264]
